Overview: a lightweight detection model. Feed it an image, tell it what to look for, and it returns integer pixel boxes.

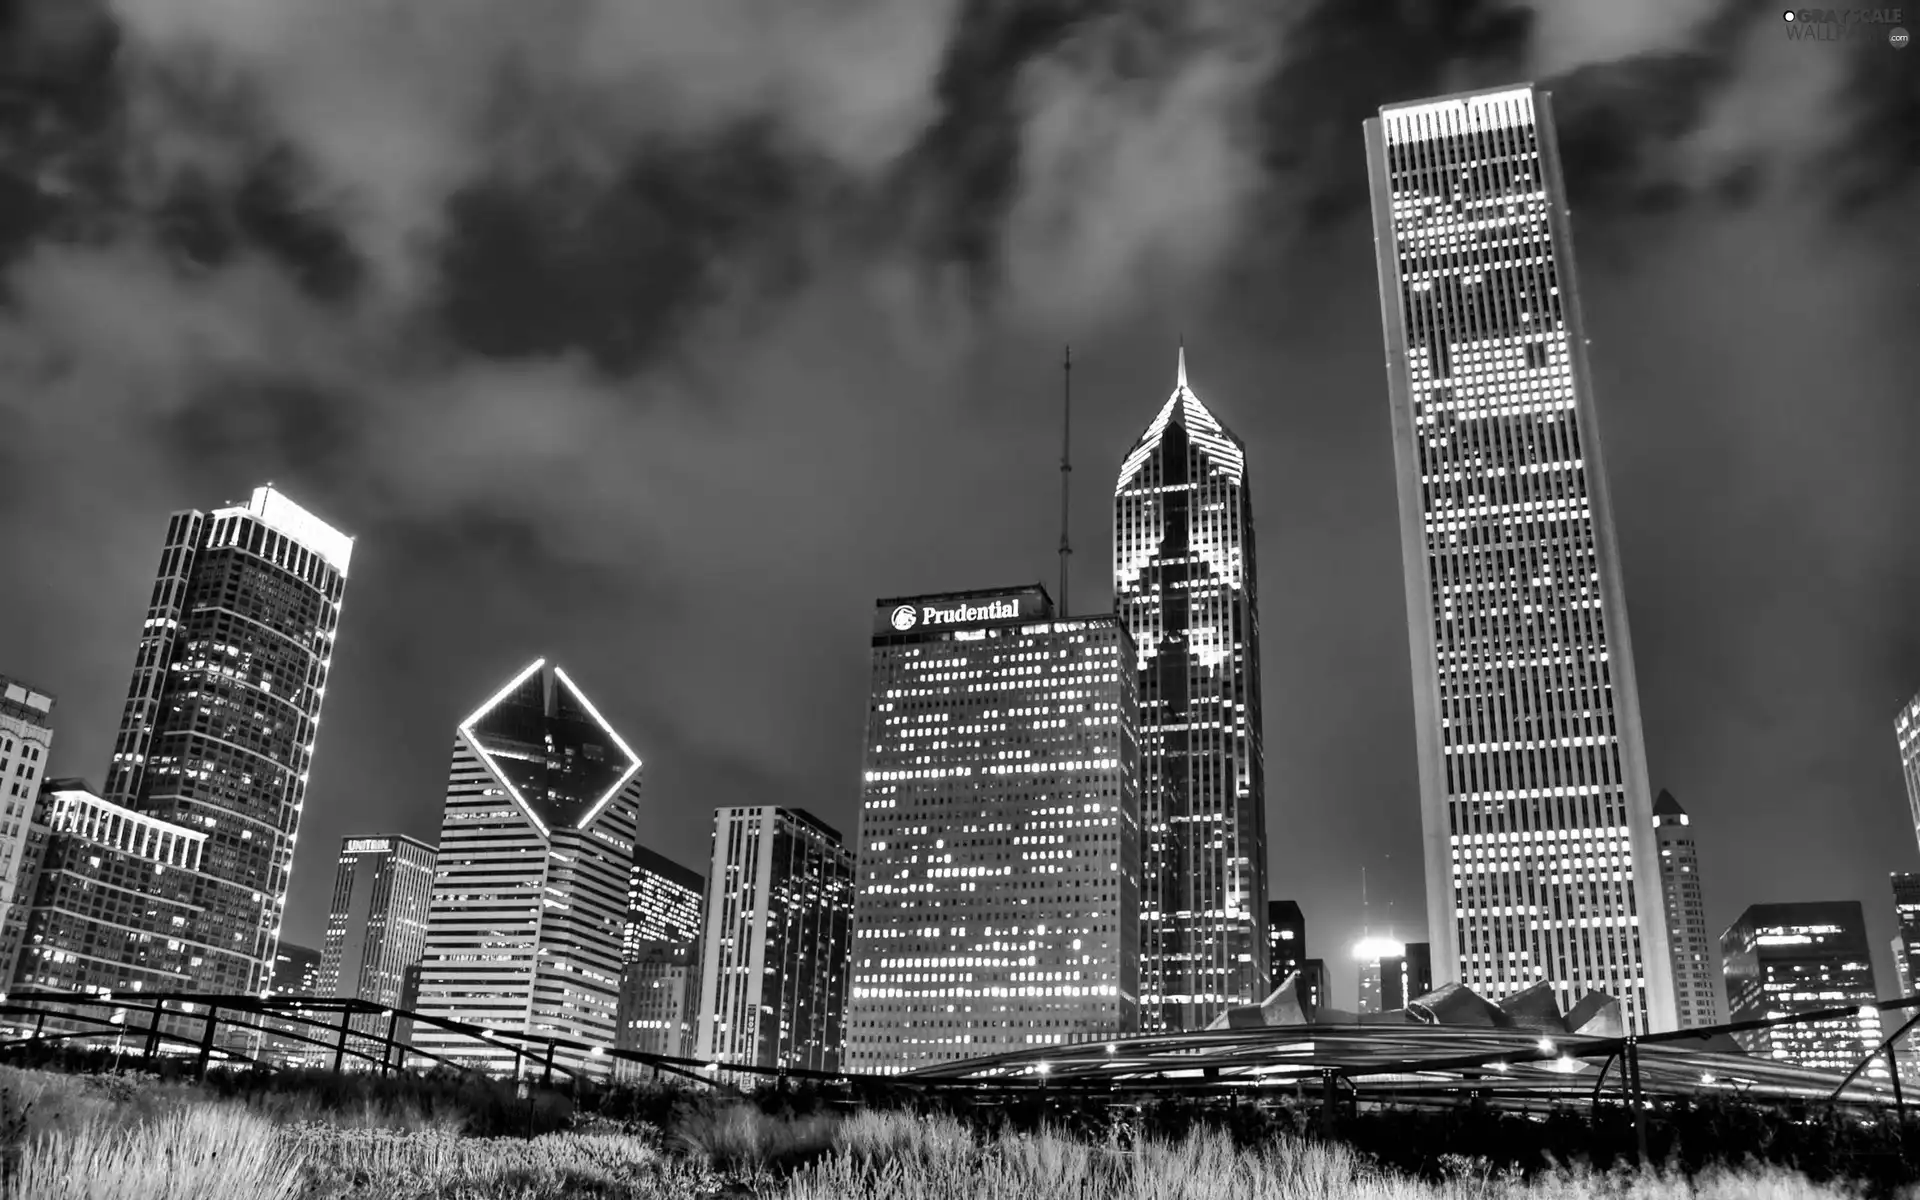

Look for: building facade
[615,940,699,1068]
[1364,85,1677,1032]
[101,486,352,998]
[1383,942,1434,1011]
[412,660,643,1078]
[1893,874,1920,999]
[694,806,852,1073]
[1114,352,1268,1033]
[845,588,1142,1072]
[6,782,206,1000]
[1899,692,1920,856]
[1653,791,1727,1028]
[623,845,702,963]
[1267,900,1305,989]
[318,834,436,1013]
[1721,901,1883,1076]
[0,678,56,987]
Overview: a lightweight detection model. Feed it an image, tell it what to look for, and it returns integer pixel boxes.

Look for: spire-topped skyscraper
[1113,349,1268,1033]
[1364,85,1677,1032]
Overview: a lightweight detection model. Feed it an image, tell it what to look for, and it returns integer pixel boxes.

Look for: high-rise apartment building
[1898,693,1920,854]
[1114,352,1268,1033]
[1721,901,1883,1076]
[318,835,436,1013]
[694,806,852,1073]
[0,677,56,986]
[845,588,1142,1072]
[1267,900,1305,987]
[623,845,702,962]
[270,942,322,996]
[101,485,352,997]
[413,660,643,1078]
[6,782,205,999]
[1364,86,1677,1032]
[1653,791,1726,1028]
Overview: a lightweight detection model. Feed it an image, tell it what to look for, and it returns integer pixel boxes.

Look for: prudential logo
[889,604,919,631]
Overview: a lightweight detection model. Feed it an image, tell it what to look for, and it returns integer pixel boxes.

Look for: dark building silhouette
[1722,901,1883,1076]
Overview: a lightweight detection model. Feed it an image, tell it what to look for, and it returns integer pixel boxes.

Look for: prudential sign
[876,593,1035,636]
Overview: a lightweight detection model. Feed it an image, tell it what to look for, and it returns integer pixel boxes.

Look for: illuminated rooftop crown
[458,659,642,835]
[1115,346,1246,493]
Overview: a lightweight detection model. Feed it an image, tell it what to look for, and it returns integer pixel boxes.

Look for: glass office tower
[1365,85,1676,1031]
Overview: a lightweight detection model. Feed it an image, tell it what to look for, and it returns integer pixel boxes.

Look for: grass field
[0,1064,1903,1199]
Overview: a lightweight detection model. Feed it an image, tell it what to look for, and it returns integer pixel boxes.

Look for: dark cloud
[0,0,1914,1012]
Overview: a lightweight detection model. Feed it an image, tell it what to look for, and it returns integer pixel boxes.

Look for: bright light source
[1036,1062,1051,1076]
[1858,1005,1880,1021]
[1700,1073,1717,1085]
[1105,1043,1117,1055]
[1536,1038,1556,1054]
[1352,937,1405,962]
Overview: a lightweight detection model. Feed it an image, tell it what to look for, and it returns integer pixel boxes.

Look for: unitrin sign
[344,838,392,855]
[874,589,1050,636]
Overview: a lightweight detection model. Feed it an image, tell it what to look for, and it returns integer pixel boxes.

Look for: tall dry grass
[285,1124,686,1197]
[782,1111,1879,1200]
[13,1103,303,1200]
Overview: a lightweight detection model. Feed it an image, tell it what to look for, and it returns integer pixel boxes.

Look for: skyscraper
[270,942,323,997]
[0,676,55,987]
[693,806,852,1073]
[1722,901,1882,1076]
[1890,873,1920,997]
[412,660,643,1078]
[1266,900,1305,987]
[845,587,1142,1072]
[1383,942,1435,1011]
[318,834,436,1013]
[1898,692,1920,853]
[616,940,699,1068]
[623,845,702,962]
[1114,351,1268,1033]
[1653,791,1727,1028]
[102,485,353,996]
[1364,85,1677,1032]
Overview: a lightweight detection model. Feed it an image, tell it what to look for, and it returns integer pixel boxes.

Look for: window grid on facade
[1652,791,1726,1030]
[1722,902,1883,1078]
[1114,357,1269,1034]
[1365,85,1676,1032]
[845,590,1142,1073]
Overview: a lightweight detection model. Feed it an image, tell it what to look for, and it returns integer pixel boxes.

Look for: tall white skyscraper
[693,806,852,1073]
[1364,85,1677,1032]
[1113,351,1268,1033]
[1899,692,1920,854]
[412,660,642,1078]
[102,486,352,997]
[844,587,1142,1073]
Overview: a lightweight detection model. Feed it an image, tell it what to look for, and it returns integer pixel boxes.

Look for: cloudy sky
[0,0,1913,1010]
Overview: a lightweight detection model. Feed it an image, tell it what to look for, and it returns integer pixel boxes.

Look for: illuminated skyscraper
[1891,874,1920,996]
[317,835,436,1012]
[616,940,698,1067]
[1365,85,1677,1032]
[623,845,702,963]
[1653,791,1726,1028]
[1899,693,1920,854]
[1114,353,1268,1033]
[0,677,55,987]
[694,806,853,1073]
[101,485,353,996]
[412,660,643,1078]
[845,587,1142,1072]
[1721,902,1882,1076]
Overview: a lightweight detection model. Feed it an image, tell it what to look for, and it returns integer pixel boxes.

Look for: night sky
[0,0,1913,1011]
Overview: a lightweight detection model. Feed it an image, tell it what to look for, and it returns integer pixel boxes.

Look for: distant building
[694,806,852,1073]
[844,586,1142,1072]
[1891,874,1920,999]
[6,782,205,1003]
[1722,901,1883,1076]
[1296,959,1328,1016]
[1654,791,1727,1028]
[1383,943,1433,1011]
[271,943,322,997]
[319,835,435,1007]
[1365,85,1677,1032]
[413,659,644,1079]
[0,678,56,987]
[1267,901,1305,987]
[615,940,698,1071]
[623,845,702,962]
[261,941,325,1067]
[103,486,353,997]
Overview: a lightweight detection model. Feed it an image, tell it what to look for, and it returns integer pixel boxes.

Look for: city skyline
[0,3,1915,1017]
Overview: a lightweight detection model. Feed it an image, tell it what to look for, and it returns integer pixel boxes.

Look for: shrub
[14,1104,302,1200]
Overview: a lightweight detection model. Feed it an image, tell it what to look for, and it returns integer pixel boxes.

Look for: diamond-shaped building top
[458,658,641,834]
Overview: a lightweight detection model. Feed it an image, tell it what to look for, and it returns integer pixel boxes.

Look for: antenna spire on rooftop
[1058,346,1073,616]
[1176,339,1188,390]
